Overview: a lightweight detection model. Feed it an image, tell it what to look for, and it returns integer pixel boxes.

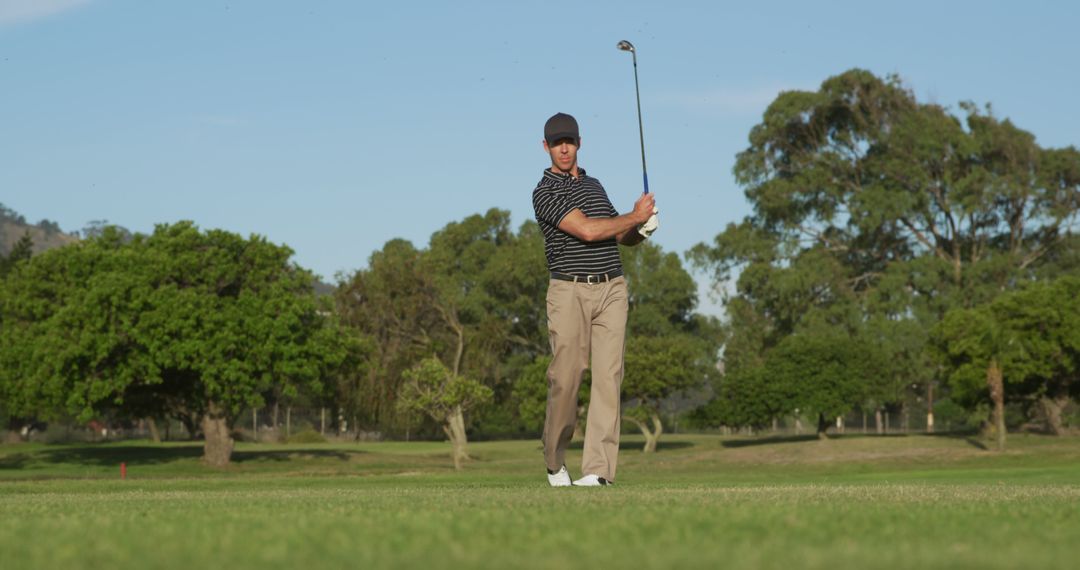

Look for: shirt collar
[542,166,587,183]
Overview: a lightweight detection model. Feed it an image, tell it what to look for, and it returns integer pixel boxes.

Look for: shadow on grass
[565,440,695,452]
[0,444,361,469]
[719,433,920,448]
[232,449,354,463]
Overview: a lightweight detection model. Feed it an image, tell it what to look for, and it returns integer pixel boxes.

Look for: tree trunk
[875,408,884,435]
[179,413,200,440]
[794,414,803,435]
[444,406,470,470]
[320,407,327,435]
[1040,392,1069,436]
[836,415,844,434]
[252,408,258,440]
[812,412,829,438]
[202,401,234,468]
[147,417,161,444]
[812,414,829,440]
[926,382,935,434]
[271,401,280,432]
[625,413,663,453]
[987,358,1006,452]
[772,417,779,434]
[862,410,867,434]
[6,417,25,443]
[286,406,292,440]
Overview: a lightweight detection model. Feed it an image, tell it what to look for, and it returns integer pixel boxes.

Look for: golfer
[532,112,656,487]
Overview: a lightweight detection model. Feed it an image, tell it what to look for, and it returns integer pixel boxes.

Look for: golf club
[616,40,649,194]
[617,40,658,237]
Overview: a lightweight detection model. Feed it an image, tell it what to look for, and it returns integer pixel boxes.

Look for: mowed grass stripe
[2,434,1079,569]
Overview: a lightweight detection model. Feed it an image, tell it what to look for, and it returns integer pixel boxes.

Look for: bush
[287,429,327,444]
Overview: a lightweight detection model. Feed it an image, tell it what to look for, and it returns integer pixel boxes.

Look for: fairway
[2,434,1080,569]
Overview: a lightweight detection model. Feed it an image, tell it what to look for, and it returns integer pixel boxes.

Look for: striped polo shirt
[532,167,623,276]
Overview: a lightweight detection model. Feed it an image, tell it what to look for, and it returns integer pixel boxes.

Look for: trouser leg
[582,278,628,481]
[542,280,589,472]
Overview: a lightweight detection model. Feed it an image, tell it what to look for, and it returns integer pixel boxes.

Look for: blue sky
[3,1,1078,315]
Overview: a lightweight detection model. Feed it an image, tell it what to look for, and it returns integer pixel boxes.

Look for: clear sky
[3,0,1078,315]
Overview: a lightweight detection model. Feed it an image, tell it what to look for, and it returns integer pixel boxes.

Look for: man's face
[544,137,579,173]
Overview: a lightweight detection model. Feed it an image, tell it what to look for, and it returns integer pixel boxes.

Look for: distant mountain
[0,203,79,256]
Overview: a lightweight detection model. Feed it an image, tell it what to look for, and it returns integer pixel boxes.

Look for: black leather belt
[550,269,623,284]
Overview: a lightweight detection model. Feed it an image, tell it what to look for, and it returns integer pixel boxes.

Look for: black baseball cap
[544,113,579,145]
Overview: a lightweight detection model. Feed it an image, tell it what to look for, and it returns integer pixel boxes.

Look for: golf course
[3,433,1079,569]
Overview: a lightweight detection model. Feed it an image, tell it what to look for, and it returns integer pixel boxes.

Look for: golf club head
[616,40,635,53]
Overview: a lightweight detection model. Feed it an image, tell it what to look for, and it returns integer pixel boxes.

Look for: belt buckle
[586,274,600,284]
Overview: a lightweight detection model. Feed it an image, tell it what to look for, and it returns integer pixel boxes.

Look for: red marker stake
[120,462,127,480]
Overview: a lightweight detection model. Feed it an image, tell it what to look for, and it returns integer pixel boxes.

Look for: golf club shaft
[630,51,649,194]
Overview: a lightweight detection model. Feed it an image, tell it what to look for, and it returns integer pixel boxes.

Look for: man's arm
[617,225,646,246]
[557,193,655,243]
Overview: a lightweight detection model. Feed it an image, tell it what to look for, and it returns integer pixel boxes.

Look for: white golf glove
[637,207,659,238]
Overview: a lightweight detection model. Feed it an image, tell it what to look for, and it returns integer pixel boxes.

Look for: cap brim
[546,132,579,144]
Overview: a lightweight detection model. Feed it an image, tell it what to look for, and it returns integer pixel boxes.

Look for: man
[532,112,656,487]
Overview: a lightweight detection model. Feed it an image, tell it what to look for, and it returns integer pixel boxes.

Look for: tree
[511,354,590,437]
[0,232,33,278]
[397,356,493,470]
[0,222,350,466]
[622,334,711,451]
[699,327,880,438]
[335,210,549,436]
[935,277,1080,448]
[335,238,441,432]
[619,242,720,451]
[691,69,1080,430]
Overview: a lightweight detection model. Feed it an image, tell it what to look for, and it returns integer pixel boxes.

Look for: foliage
[0,222,354,464]
[935,276,1080,434]
[335,209,548,434]
[510,354,590,433]
[397,357,494,423]
[0,233,34,278]
[691,69,1080,428]
[287,428,328,444]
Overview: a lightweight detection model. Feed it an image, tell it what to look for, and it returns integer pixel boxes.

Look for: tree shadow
[0,445,204,468]
[0,453,32,470]
[231,449,354,463]
[721,435,823,448]
[0,444,360,469]
[566,440,695,451]
[961,437,989,451]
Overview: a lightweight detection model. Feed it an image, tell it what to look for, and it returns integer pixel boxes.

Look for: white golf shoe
[547,465,572,487]
[572,474,613,487]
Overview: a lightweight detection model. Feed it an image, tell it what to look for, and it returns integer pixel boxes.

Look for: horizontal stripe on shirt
[532,167,623,275]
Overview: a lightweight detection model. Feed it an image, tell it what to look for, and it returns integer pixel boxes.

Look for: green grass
[2,433,1079,569]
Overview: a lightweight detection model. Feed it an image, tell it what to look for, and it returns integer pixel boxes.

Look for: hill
[0,203,79,256]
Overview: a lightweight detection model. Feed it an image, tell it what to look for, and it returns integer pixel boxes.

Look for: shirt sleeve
[533,187,576,228]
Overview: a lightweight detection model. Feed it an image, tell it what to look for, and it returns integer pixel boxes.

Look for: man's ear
[542,140,550,152]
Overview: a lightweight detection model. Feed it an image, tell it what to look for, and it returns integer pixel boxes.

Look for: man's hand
[631,193,656,224]
[637,212,659,238]
[618,193,658,245]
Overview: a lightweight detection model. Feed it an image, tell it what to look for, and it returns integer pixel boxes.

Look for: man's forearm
[559,210,646,243]
[617,226,646,246]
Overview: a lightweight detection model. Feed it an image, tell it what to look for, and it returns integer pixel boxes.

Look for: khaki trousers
[542,276,628,482]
